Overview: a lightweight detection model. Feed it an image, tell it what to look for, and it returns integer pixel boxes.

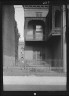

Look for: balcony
[25,32,44,41]
[48,29,61,36]
[45,28,61,42]
[25,29,61,41]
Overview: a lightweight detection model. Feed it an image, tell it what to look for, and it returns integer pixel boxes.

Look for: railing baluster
[20,59,64,73]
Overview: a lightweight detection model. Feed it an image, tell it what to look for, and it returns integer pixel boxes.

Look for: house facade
[23,5,66,73]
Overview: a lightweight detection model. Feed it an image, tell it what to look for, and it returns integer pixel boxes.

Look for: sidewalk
[3,76,66,91]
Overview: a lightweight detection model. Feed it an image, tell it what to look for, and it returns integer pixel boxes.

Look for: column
[63,5,66,73]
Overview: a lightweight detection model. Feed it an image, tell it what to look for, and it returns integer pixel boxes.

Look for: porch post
[63,5,67,73]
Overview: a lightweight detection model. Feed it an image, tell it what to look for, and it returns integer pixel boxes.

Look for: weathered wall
[3,5,15,67]
[44,43,52,66]
[44,5,63,68]
[24,5,64,71]
[15,21,20,62]
[51,37,62,67]
[18,42,24,60]
[25,41,49,65]
[24,9,48,17]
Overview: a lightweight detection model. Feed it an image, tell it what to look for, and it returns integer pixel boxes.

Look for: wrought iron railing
[3,59,64,76]
[16,59,63,73]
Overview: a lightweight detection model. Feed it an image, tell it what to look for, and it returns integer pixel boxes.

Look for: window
[26,20,45,41]
[36,25,42,32]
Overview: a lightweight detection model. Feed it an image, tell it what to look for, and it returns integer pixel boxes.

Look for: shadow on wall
[3,5,16,67]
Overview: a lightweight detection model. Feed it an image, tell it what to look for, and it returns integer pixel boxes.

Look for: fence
[17,59,63,73]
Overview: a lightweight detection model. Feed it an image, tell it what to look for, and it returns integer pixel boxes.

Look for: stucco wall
[24,9,48,17]
[3,5,15,67]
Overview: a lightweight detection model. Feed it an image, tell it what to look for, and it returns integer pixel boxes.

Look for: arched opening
[26,20,45,40]
[55,10,61,28]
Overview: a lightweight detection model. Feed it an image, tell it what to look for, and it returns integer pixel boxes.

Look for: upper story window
[26,20,45,40]
[55,10,61,28]
[36,25,43,32]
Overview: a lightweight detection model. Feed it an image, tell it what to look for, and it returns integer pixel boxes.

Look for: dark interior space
[25,35,62,72]
[55,10,61,28]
